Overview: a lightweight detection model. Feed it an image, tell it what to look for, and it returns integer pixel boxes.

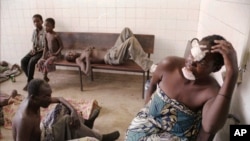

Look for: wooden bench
[54,31,155,98]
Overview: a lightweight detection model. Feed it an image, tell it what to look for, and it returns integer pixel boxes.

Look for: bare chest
[46,34,59,52]
[159,72,209,111]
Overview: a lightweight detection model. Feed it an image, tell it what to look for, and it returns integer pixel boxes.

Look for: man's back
[12,100,41,141]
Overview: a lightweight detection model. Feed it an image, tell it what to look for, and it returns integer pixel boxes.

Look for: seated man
[12,78,120,141]
[75,27,156,76]
[125,35,238,141]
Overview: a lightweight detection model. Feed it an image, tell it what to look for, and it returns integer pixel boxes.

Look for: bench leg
[147,70,149,80]
[90,68,94,81]
[78,67,83,91]
[142,72,145,99]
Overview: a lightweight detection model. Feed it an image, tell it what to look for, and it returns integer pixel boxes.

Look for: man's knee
[123,27,132,33]
[21,56,28,65]
[127,37,136,43]
[30,56,40,63]
[28,58,39,68]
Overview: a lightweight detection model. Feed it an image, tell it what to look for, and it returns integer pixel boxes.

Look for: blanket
[125,86,202,141]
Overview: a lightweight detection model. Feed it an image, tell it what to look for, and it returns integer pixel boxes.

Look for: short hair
[45,18,55,27]
[32,14,43,21]
[200,35,225,72]
[28,79,46,97]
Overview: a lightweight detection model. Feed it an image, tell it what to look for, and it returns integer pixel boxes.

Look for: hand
[211,40,238,74]
[29,49,36,55]
[38,58,46,64]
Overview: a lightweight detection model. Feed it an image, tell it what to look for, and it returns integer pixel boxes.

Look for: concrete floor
[0,69,145,141]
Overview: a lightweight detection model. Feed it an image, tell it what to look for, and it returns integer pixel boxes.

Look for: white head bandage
[191,41,208,61]
[182,67,195,80]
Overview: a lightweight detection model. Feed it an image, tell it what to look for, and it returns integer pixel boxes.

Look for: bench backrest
[57,32,155,54]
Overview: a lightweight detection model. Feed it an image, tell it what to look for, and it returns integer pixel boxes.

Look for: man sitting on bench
[75,27,157,76]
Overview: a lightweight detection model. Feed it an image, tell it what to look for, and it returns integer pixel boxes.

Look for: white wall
[0,0,201,65]
[198,0,250,141]
[1,0,250,140]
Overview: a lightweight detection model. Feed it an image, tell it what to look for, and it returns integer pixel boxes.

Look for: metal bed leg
[142,72,145,99]
[78,67,83,91]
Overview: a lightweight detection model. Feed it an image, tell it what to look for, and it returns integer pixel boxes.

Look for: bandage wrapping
[191,46,207,61]
[182,67,195,80]
[150,64,157,73]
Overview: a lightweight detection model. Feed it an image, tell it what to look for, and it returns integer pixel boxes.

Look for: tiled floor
[0,69,145,141]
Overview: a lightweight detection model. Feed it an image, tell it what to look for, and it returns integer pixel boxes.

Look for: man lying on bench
[74,27,157,76]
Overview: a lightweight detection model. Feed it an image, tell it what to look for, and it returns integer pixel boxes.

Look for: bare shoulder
[152,56,184,81]
[200,76,221,101]
[158,56,184,71]
[54,33,61,39]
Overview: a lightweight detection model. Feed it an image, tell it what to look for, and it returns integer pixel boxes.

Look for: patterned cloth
[36,33,63,74]
[40,103,70,141]
[37,53,63,74]
[2,94,24,129]
[125,86,201,141]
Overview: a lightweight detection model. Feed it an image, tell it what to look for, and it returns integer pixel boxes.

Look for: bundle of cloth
[0,61,22,83]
